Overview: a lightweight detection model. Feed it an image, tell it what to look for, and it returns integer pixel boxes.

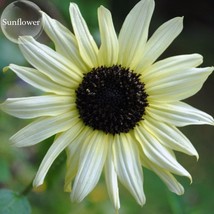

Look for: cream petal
[41,12,88,72]
[142,117,198,158]
[137,17,183,71]
[33,120,84,187]
[143,54,203,82]
[155,170,184,195]
[64,127,92,192]
[118,0,154,69]
[10,111,78,147]
[147,101,214,126]
[69,3,98,68]
[71,131,108,202]
[0,95,74,119]
[8,64,71,95]
[135,126,192,180]
[142,155,184,195]
[98,6,119,66]
[19,36,82,88]
[112,133,145,206]
[64,151,79,192]
[104,136,120,210]
[146,66,213,101]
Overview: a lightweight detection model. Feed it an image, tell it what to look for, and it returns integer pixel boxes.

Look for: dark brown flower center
[75,65,148,134]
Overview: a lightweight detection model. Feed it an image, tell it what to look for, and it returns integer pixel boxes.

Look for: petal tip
[195,153,199,161]
[139,196,146,207]
[176,186,185,195]
[207,115,214,126]
[177,16,184,26]
[195,53,203,64]
[33,178,43,188]
[3,66,9,73]
[64,184,71,192]
[41,11,47,21]
[189,175,193,184]
[39,10,44,16]
[9,137,21,147]
[69,2,78,11]
[173,16,184,24]
[98,5,105,9]
[70,192,81,203]
[18,35,34,44]
[169,182,185,195]
[98,5,109,14]
[180,16,184,21]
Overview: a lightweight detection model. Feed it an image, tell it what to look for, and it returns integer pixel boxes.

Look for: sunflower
[1,0,214,211]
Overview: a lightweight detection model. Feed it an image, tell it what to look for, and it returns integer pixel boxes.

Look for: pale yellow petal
[98,6,119,66]
[71,131,108,202]
[33,120,84,187]
[9,64,71,95]
[19,36,82,88]
[10,112,78,147]
[141,155,184,195]
[118,0,154,69]
[64,127,92,192]
[1,95,74,119]
[135,125,192,181]
[113,133,145,206]
[69,3,98,68]
[147,101,214,126]
[41,11,88,72]
[104,136,120,210]
[137,17,183,71]
[142,117,198,158]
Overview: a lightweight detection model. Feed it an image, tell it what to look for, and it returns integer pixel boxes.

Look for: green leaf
[0,189,31,214]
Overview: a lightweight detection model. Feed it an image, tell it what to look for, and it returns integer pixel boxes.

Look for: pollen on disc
[0,0,43,43]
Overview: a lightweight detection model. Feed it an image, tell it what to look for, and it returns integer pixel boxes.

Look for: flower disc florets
[76,65,148,134]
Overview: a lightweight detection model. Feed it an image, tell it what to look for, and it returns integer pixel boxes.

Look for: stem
[20,180,33,196]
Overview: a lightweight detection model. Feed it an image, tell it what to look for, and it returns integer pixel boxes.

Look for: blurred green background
[0,0,214,213]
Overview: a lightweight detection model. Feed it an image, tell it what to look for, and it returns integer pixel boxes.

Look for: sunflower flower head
[1,0,214,211]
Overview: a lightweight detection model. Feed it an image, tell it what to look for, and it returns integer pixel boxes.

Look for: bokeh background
[0,0,214,213]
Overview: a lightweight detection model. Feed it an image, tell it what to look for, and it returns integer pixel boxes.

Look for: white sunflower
[1,0,214,211]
